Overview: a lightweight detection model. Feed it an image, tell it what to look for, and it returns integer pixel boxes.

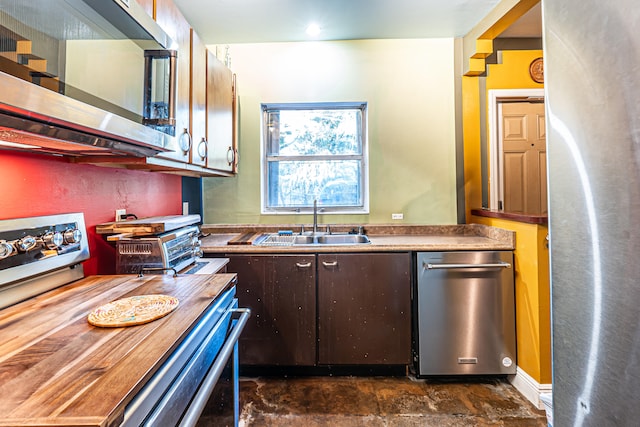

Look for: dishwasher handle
[423,261,511,270]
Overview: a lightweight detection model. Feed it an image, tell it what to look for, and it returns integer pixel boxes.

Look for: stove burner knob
[42,231,64,249]
[17,236,37,252]
[63,228,82,244]
[0,240,13,259]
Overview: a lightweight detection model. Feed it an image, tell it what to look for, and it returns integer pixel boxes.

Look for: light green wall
[203,39,458,225]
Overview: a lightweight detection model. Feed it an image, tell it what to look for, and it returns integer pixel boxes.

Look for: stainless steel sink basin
[255,234,313,246]
[256,233,370,246]
[292,235,315,244]
[315,234,370,244]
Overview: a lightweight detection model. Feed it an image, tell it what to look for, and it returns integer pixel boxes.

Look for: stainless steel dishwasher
[414,251,516,375]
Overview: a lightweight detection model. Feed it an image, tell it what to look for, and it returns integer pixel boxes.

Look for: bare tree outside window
[262,103,368,213]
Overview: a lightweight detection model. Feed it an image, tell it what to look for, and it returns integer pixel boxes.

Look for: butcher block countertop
[200,223,515,253]
[95,215,201,236]
[0,273,236,427]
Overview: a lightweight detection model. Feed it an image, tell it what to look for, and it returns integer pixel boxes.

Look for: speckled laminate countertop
[200,224,515,253]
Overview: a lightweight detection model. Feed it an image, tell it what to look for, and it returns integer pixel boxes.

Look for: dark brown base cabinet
[226,252,411,368]
[227,255,316,366]
[318,253,411,365]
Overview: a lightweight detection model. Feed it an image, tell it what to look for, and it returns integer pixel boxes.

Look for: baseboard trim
[509,366,552,410]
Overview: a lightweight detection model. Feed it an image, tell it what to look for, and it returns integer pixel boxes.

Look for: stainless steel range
[0,212,90,309]
[0,213,249,426]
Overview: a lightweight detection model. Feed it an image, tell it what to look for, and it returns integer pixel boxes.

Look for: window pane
[267,109,362,156]
[268,160,362,207]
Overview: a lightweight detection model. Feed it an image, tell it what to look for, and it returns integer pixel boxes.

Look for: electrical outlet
[392,213,404,220]
[115,209,126,222]
[182,202,189,215]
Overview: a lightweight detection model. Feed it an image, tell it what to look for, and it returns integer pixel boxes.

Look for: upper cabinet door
[190,30,207,167]
[206,51,237,173]
[155,0,191,164]
[136,0,154,18]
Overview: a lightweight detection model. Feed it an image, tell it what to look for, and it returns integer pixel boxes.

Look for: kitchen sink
[292,235,316,244]
[315,234,370,244]
[256,233,370,246]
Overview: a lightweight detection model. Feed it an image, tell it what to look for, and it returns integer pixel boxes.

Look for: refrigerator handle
[423,262,511,270]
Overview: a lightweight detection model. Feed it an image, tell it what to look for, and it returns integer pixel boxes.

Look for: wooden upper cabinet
[73,0,236,177]
[190,30,207,167]
[155,0,191,164]
[136,0,155,18]
[206,51,237,173]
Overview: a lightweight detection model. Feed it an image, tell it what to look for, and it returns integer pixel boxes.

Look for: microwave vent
[119,243,153,255]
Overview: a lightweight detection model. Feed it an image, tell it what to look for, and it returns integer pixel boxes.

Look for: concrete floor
[234,376,548,426]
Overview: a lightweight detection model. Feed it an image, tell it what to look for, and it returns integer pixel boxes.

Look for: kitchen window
[262,102,368,214]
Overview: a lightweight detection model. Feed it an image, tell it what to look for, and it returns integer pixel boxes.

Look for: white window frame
[260,102,369,215]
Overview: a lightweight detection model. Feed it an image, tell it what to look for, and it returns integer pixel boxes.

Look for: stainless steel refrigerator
[543,0,640,425]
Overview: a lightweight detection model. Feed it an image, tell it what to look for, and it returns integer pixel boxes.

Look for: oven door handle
[179,307,251,427]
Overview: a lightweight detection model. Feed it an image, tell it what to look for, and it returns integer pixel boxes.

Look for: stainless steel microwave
[0,0,177,157]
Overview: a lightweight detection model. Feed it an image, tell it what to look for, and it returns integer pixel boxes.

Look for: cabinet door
[227,254,316,366]
[190,30,207,166]
[318,253,411,365]
[155,0,191,163]
[206,52,237,173]
[137,0,154,18]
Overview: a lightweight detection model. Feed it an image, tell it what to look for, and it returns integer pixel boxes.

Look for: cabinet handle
[226,146,235,165]
[179,128,192,154]
[197,137,207,160]
[296,262,312,268]
[232,73,237,97]
[322,261,338,267]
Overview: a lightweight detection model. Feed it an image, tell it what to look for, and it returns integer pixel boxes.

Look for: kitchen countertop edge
[200,223,515,253]
[471,208,548,225]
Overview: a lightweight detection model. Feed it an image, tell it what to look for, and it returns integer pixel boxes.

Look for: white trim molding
[509,366,552,410]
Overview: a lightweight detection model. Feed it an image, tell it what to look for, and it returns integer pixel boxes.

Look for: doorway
[488,89,546,214]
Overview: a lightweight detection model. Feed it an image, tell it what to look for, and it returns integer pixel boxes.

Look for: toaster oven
[116,225,202,275]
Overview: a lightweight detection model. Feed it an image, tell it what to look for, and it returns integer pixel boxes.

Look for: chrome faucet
[313,199,318,235]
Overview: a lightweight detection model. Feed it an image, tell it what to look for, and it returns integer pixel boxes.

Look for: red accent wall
[0,151,182,275]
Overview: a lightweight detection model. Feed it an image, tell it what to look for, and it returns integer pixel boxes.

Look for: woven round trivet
[87,294,179,327]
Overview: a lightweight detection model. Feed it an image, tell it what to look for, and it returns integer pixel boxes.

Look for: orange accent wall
[0,151,182,275]
[472,216,552,384]
[462,75,483,221]
[462,49,551,385]
[486,50,544,91]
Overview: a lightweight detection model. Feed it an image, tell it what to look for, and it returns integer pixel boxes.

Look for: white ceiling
[173,0,542,45]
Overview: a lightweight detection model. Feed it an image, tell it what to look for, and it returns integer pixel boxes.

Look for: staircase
[0,24,60,91]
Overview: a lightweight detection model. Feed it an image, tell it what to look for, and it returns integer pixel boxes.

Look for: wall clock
[529,57,544,83]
